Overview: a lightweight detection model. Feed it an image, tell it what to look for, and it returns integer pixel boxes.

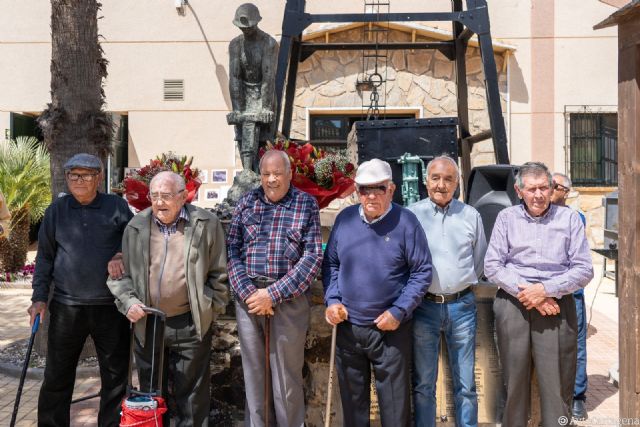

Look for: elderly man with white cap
[322,158,433,427]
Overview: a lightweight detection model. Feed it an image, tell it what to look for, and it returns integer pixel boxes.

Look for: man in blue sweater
[322,158,433,427]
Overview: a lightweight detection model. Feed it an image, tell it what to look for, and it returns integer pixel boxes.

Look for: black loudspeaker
[355,118,458,205]
[465,165,520,239]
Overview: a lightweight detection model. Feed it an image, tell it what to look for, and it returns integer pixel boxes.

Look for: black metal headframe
[274,0,510,187]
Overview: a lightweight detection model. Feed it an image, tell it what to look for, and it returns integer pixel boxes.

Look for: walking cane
[264,314,271,427]
[10,314,40,427]
[324,324,338,427]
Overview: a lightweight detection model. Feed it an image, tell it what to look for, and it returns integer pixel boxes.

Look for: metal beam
[299,42,454,61]
[281,40,301,138]
[283,10,487,36]
[476,23,509,161]
[453,0,472,191]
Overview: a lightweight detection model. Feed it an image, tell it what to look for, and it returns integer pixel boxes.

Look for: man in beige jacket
[0,190,10,238]
[108,171,228,426]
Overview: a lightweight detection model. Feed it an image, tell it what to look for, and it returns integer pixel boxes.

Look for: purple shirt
[484,204,593,298]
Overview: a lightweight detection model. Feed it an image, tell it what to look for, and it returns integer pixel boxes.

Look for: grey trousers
[235,295,310,427]
[494,289,577,427]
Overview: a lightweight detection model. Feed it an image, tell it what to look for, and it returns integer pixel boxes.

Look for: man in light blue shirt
[408,155,487,427]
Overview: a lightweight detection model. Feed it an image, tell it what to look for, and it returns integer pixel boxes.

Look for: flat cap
[63,153,103,171]
[355,158,392,185]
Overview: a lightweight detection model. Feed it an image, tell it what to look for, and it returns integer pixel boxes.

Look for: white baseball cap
[354,158,393,185]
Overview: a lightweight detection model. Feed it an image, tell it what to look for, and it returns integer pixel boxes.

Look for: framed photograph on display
[211,169,228,184]
[205,189,219,201]
[198,170,208,184]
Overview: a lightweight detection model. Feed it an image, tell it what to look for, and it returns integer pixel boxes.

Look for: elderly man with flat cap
[27,153,133,426]
[323,158,433,427]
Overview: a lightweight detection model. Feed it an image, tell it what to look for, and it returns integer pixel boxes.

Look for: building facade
[0,0,620,246]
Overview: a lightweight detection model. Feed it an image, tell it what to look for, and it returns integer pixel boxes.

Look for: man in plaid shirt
[227,149,322,427]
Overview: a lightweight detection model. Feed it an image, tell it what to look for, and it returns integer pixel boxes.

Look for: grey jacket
[107,204,228,344]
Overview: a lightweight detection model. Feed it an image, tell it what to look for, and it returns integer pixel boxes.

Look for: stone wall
[291,27,508,169]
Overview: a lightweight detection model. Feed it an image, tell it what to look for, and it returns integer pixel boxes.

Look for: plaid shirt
[227,186,322,304]
[153,207,189,238]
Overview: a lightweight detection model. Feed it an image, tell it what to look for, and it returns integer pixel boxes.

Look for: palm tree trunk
[38,0,112,196]
[0,207,30,273]
[34,0,112,356]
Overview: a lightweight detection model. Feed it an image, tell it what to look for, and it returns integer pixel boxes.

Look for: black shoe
[572,399,588,420]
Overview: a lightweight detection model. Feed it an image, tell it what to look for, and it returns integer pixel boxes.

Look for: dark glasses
[357,185,387,196]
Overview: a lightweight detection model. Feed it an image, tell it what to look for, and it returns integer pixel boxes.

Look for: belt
[251,276,276,288]
[425,287,472,304]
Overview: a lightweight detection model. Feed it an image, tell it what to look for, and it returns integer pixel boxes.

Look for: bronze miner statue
[227,3,278,172]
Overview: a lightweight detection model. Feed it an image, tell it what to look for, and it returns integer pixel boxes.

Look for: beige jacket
[107,204,229,344]
[0,191,10,238]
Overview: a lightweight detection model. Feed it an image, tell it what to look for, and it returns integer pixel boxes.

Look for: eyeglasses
[147,190,184,202]
[66,172,99,182]
[553,183,570,192]
[357,185,387,196]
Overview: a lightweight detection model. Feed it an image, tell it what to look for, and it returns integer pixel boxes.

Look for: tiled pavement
[0,262,621,426]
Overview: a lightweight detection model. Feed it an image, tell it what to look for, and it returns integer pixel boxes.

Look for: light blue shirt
[359,204,393,224]
[408,197,487,294]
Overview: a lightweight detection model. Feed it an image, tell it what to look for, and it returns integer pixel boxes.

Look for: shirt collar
[427,197,452,215]
[153,206,189,232]
[359,203,393,224]
[69,192,103,209]
[519,202,555,221]
[257,186,294,209]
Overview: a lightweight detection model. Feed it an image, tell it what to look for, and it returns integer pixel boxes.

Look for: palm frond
[0,137,51,224]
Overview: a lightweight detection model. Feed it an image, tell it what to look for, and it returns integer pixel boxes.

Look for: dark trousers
[135,311,212,427]
[494,290,577,427]
[335,320,412,427]
[38,300,130,427]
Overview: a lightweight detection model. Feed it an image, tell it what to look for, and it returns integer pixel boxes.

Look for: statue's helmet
[233,3,262,28]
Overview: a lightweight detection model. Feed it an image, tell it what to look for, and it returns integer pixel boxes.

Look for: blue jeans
[413,290,478,427]
[574,290,588,400]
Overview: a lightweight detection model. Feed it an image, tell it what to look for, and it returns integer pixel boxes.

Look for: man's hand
[374,310,401,331]
[126,303,147,323]
[27,302,46,327]
[517,283,547,309]
[325,304,348,326]
[535,298,561,316]
[246,289,274,316]
[257,110,274,123]
[107,252,125,279]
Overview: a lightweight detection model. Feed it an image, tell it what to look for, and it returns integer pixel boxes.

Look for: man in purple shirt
[484,161,593,427]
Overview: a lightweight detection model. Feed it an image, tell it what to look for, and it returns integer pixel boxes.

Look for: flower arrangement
[1,262,35,282]
[116,152,202,211]
[259,135,356,209]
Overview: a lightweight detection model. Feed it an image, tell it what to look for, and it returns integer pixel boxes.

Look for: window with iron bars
[309,113,414,152]
[569,112,617,186]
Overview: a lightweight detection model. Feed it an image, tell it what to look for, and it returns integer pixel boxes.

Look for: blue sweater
[322,203,432,326]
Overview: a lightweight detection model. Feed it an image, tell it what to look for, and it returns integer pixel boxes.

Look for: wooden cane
[265,314,271,427]
[324,324,338,427]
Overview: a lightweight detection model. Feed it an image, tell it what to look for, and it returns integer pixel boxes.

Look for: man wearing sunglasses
[108,171,228,426]
[323,158,432,427]
[408,156,487,427]
[27,153,133,426]
[551,172,589,421]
